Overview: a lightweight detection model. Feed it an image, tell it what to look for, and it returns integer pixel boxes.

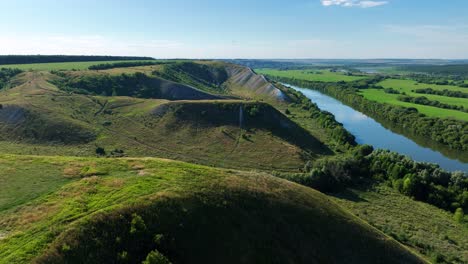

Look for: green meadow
[256,68,367,82]
[359,89,468,121]
[378,79,468,93]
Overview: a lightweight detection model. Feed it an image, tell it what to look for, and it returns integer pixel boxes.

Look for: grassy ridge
[0,154,425,263]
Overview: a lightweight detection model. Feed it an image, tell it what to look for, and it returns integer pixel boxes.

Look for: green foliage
[453,208,464,223]
[368,149,468,211]
[95,147,106,156]
[333,184,468,264]
[278,85,357,147]
[398,95,467,113]
[0,68,22,89]
[130,213,147,234]
[414,88,468,99]
[142,250,171,264]
[89,61,165,70]
[52,71,218,100]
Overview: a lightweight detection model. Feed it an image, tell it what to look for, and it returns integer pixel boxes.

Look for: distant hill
[0,55,155,65]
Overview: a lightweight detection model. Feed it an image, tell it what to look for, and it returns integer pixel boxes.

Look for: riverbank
[285,83,467,172]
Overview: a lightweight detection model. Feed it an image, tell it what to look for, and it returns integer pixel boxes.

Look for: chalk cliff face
[224,65,289,102]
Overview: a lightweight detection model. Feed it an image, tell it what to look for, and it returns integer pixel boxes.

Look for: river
[287,84,468,172]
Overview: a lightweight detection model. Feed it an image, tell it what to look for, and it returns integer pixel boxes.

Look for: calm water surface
[287,84,468,172]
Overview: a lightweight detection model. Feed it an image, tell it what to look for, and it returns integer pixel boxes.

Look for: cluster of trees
[398,95,467,113]
[0,55,154,65]
[414,88,468,99]
[88,61,166,70]
[0,68,22,89]
[266,76,468,151]
[368,149,468,212]
[52,72,161,98]
[383,87,401,94]
[276,145,468,214]
[407,74,466,87]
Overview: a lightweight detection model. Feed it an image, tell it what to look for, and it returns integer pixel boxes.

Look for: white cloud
[321,0,388,8]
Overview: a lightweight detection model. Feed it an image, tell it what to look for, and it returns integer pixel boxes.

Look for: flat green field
[256,69,367,82]
[359,89,468,121]
[378,79,468,93]
[0,60,155,71]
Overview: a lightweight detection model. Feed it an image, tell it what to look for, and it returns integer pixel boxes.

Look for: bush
[454,208,464,223]
[95,147,106,156]
[142,250,171,264]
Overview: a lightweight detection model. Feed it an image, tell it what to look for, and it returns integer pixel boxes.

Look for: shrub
[95,147,106,156]
[142,250,171,264]
[454,208,464,223]
[130,213,147,234]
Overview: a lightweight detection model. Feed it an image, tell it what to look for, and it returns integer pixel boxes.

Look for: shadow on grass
[330,188,369,203]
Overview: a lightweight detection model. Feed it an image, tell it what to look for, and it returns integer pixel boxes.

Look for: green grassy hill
[0,67,330,171]
[0,154,425,264]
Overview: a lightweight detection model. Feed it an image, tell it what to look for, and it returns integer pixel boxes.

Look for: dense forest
[0,55,155,65]
[265,76,468,151]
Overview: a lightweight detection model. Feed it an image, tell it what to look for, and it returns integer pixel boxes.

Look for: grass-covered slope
[333,184,468,264]
[53,71,221,100]
[0,71,329,171]
[0,154,425,264]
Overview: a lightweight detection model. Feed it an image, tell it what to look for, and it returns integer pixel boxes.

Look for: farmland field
[359,89,468,121]
[0,60,156,71]
[256,68,367,82]
[378,79,468,93]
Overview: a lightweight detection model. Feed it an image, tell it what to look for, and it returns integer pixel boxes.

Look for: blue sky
[1,0,468,58]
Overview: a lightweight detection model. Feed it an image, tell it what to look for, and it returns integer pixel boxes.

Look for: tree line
[265,76,468,151]
[398,95,467,113]
[88,61,167,70]
[414,88,468,98]
[0,55,155,65]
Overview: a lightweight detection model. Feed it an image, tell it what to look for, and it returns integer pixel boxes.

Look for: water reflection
[288,84,468,172]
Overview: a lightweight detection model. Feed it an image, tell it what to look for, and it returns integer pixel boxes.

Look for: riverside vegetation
[260,73,468,151]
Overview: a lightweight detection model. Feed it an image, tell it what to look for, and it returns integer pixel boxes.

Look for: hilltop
[0,154,425,264]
